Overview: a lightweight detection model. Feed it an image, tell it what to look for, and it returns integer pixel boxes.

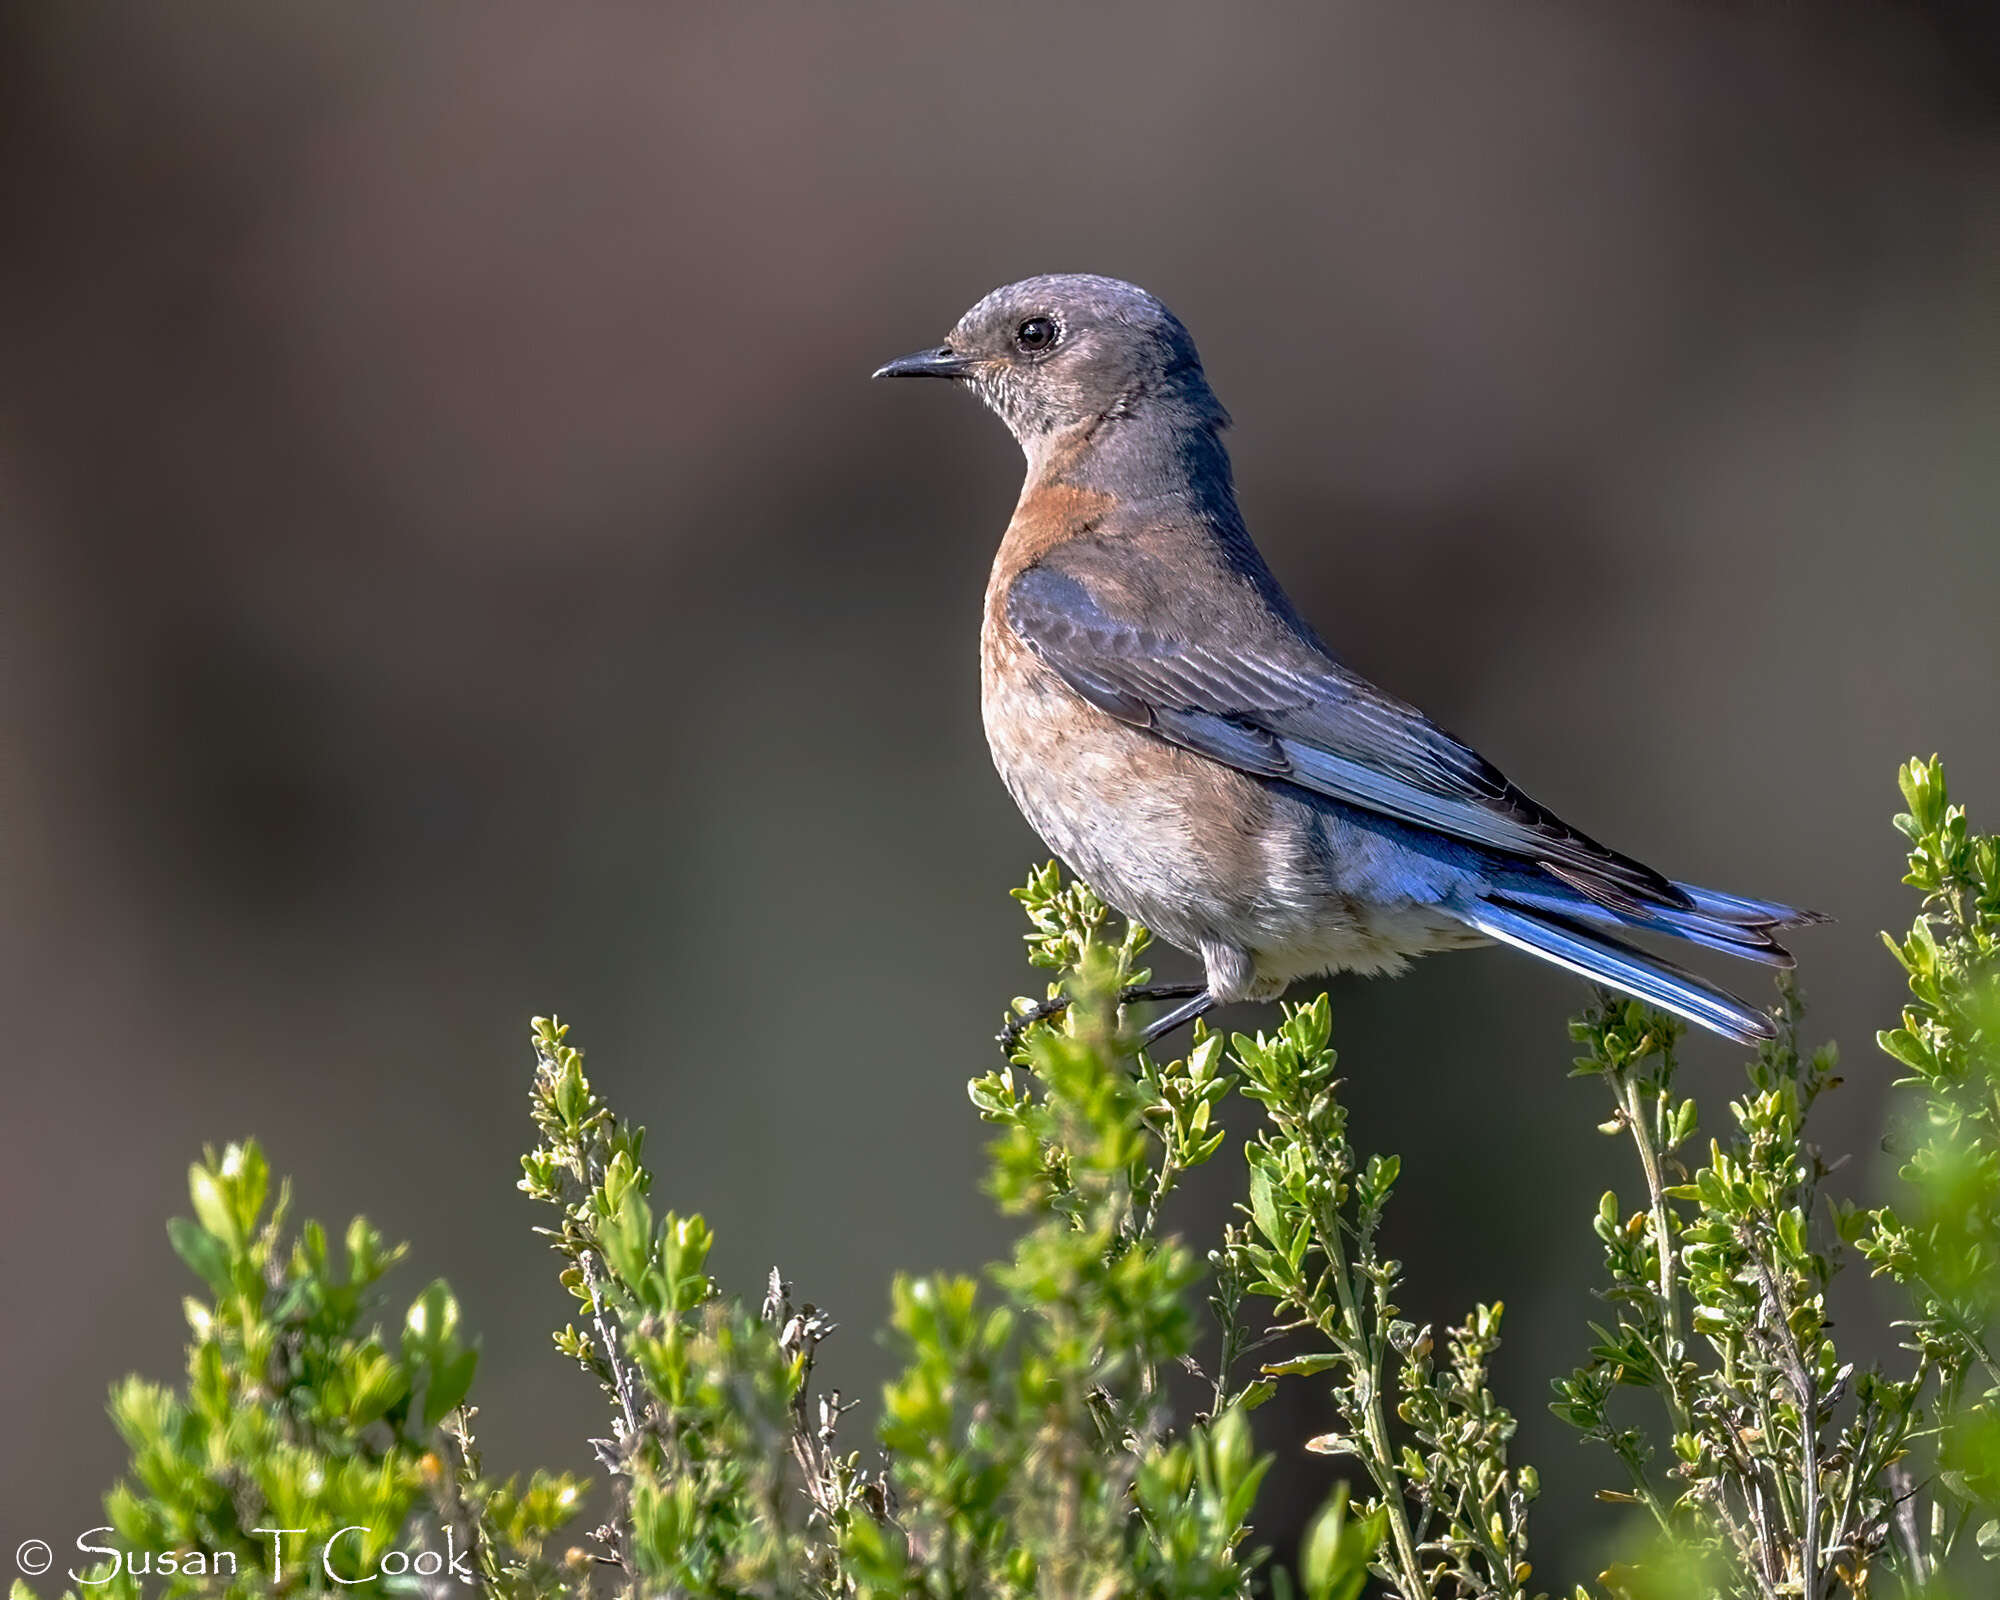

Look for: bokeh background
[5,0,1997,1582]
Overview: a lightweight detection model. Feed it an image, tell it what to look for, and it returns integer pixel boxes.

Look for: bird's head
[874,274,1227,452]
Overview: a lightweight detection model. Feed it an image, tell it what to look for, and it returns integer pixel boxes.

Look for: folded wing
[1008,562,1685,913]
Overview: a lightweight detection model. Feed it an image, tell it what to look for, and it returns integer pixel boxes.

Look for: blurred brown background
[3,0,1997,1582]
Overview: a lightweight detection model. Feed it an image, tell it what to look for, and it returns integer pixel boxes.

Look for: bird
[874,274,1822,1051]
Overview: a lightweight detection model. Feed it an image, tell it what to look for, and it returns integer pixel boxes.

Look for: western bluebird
[876,274,1822,1050]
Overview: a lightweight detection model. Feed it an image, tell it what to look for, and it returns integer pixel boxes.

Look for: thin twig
[1310,1191,1427,1600]
[1741,1474,1783,1596]
[581,1250,641,1441]
[1712,1484,1788,1600]
[1885,1461,1926,1584]
[1748,1241,1820,1600]
[1617,1070,1693,1437]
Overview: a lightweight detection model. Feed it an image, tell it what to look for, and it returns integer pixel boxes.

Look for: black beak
[872,345,975,380]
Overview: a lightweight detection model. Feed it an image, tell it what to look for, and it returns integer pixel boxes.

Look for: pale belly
[980,644,1485,1001]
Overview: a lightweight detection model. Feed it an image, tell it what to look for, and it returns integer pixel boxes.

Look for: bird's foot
[997,981,1208,1054]
[997,992,1073,1053]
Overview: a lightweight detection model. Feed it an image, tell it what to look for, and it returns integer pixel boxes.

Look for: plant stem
[582,1249,642,1441]
[1610,1440,1677,1536]
[1749,1244,1820,1600]
[1712,1489,1787,1600]
[1312,1188,1427,1600]
[1617,1072,1692,1436]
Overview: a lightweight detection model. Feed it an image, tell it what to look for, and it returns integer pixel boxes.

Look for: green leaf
[166,1216,231,1295]
[346,1347,410,1427]
[1261,1352,1341,1379]
[403,1278,463,1361]
[1299,1483,1382,1600]
[1249,1161,1284,1248]
[423,1344,479,1429]
[599,1188,655,1294]
[1235,1380,1279,1411]
[187,1162,240,1250]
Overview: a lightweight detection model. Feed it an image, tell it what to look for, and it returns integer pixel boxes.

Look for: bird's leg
[1121,981,1208,1008]
[1135,990,1216,1053]
[997,982,1207,1052]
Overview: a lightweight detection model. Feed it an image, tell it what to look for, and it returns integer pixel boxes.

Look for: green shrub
[17,757,1999,1598]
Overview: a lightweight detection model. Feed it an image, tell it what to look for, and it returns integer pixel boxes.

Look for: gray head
[874,274,1228,452]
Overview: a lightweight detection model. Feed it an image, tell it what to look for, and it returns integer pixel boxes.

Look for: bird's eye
[1014,316,1058,353]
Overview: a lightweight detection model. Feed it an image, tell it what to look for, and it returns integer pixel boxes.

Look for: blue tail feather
[1486,885,1795,967]
[1668,881,1829,929]
[1458,898,1777,1045]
